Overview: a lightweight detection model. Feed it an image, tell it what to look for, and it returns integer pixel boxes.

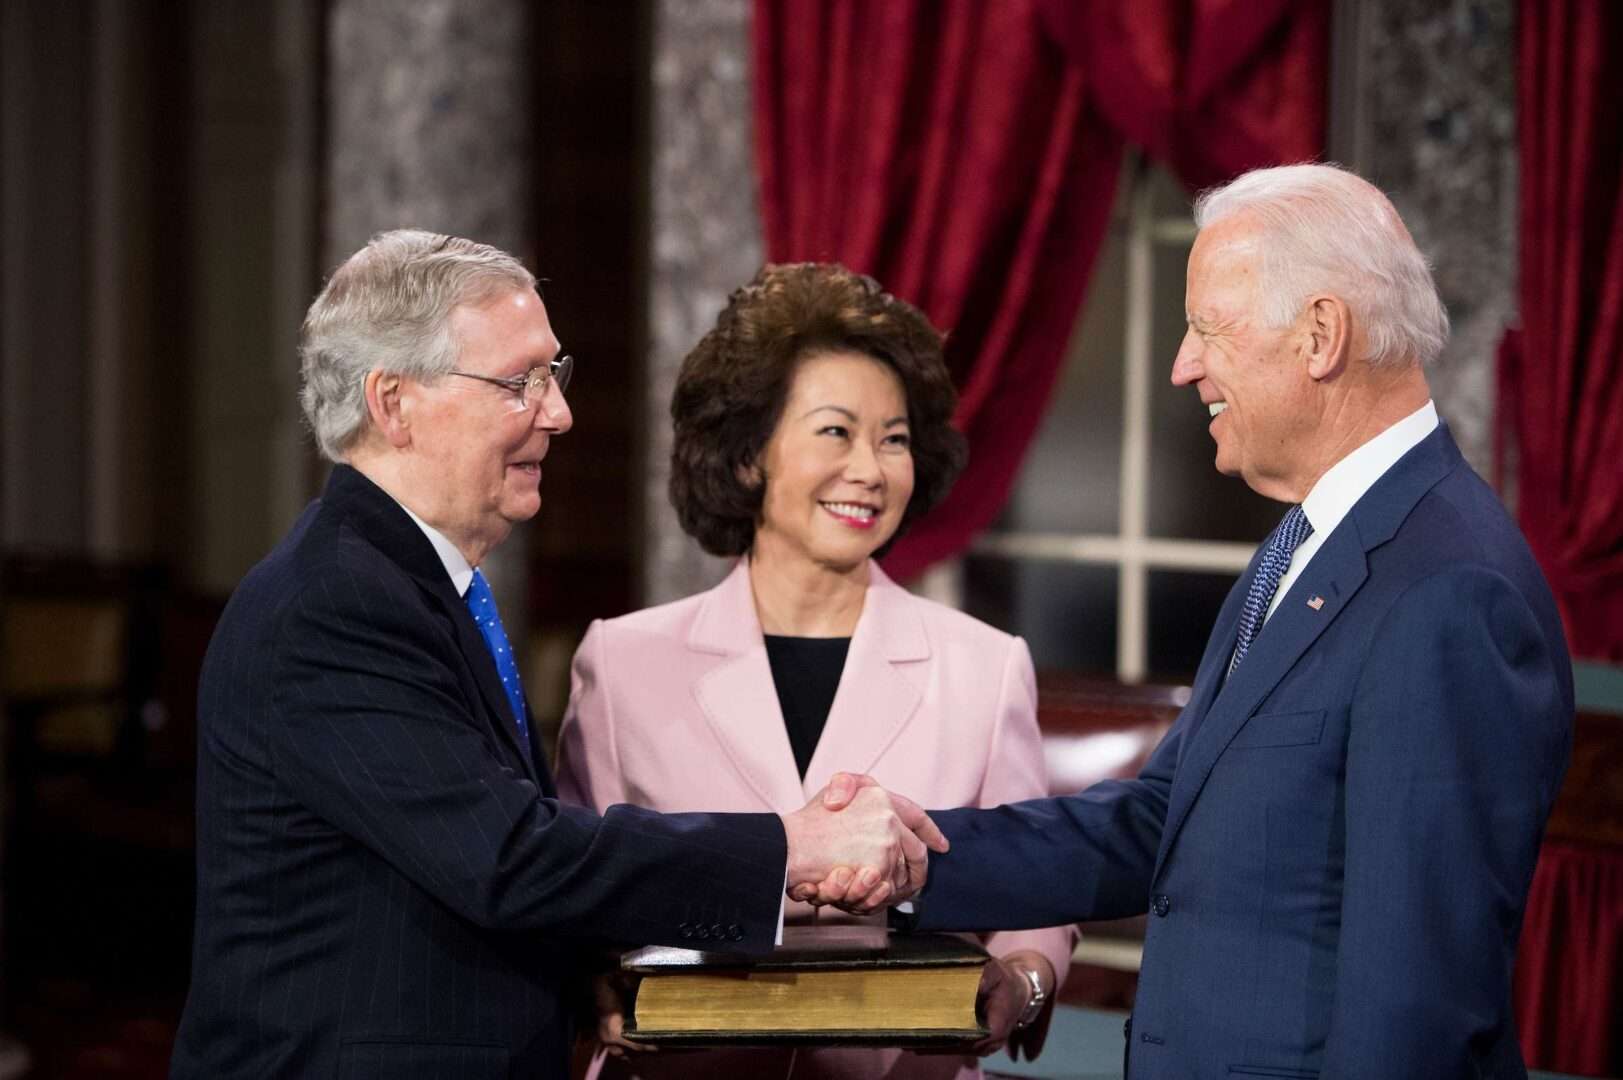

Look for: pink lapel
[689,560,931,811]
[689,561,807,814]
[801,563,928,799]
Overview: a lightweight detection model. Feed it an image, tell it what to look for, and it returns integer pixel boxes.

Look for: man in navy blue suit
[171,229,945,1079]
[812,165,1573,1078]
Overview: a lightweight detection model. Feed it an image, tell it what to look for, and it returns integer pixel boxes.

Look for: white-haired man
[171,230,945,1079]
[816,165,1573,1078]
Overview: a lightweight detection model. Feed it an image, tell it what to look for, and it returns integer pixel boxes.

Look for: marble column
[642,0,762,605]
[1345,0,1516,480]
[327,0,535,631]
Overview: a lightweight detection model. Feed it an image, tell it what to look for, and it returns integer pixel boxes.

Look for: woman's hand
[593,971,655,1059]
[972,951,1055,1059]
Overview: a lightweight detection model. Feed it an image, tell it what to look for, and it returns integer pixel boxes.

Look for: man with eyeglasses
[171,229,947,1079]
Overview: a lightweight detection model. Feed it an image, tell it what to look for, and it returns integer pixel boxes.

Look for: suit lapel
[1175,561,1253,768]
[1155,529,1369,878]
[1153,424,1462,880]
[801,565,927,799]
[323,466,542,787]
[690,562,808,814]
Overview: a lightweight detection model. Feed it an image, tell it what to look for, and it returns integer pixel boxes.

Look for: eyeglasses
[448,354,574,406]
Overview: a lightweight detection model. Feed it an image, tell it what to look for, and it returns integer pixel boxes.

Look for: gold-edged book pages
[621,925,989,1047]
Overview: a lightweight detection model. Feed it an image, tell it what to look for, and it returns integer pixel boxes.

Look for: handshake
[778,773,947,915]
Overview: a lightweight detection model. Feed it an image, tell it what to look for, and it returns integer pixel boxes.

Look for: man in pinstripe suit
[171,230,943,1079]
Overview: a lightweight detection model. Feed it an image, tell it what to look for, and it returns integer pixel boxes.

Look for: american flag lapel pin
[1306,595,1326,611]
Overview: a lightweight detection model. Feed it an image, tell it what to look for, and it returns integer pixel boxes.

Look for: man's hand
[780,775,948,914]
[786,773,948,908]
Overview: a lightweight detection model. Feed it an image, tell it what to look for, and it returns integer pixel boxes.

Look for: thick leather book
[620,924,990,1047]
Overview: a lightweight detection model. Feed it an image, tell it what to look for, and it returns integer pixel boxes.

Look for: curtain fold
[1499,0,1623,662]
[1513,838,1623,1076]
[1036,0,1328,190]
[754,0,1327,581]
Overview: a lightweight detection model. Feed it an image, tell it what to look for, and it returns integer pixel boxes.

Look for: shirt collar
[394,500,476,597]
[1301,400,1439,538]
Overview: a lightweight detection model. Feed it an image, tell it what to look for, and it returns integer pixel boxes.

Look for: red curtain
[1506,4,1623,1070]
[754,0,1125,582]
[754,0,1327,581]
[1499,0,1623,662]
[1036,0,1329,191]
[1514,839,1623,1076]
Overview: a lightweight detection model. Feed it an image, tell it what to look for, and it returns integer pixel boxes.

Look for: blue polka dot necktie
[1229,505,1314,676]
[465,569,530,748]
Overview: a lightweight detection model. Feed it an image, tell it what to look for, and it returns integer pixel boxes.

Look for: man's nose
[1170,330,1203,387]
[535,382,572,433]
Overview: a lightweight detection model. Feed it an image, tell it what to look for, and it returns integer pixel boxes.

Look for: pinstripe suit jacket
[172,465,787,1079]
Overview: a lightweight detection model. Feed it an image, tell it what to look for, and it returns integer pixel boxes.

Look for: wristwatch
[1013,965,1046,1029]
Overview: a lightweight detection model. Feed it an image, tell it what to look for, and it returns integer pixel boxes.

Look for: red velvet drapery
[1035,0,1330,191]
[1515,838,1623,1077]
[753,0,1327,580]
[1505,4,1623,1073]
[1498,0,1623,662]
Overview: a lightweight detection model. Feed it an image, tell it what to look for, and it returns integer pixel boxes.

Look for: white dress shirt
[1264,400,1440,625]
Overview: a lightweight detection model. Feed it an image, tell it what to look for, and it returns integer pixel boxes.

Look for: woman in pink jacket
[556,263,1072,1080]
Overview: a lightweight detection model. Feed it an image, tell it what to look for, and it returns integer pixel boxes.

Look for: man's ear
[1303,295,1352,382]
[363,370,412,448]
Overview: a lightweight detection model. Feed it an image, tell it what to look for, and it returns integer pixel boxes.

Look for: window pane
[994,219,1126,535]
[963,556,1117,675]
[1146,242,1284,542]
[1147,569,1242,681]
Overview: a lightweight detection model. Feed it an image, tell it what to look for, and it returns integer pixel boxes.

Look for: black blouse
[763,635,852,778]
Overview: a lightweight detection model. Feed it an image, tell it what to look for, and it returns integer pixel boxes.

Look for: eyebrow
[798,405,909,426]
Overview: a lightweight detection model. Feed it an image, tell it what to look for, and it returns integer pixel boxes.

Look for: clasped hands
[778,772,946,915]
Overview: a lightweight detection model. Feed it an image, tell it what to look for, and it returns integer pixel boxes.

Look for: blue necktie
[1229,505,1314,676]
[465,569,530,748]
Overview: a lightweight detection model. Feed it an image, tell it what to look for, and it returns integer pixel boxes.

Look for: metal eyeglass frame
[448,353,573,404]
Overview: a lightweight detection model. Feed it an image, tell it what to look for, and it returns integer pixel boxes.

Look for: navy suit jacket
[917,426,1573,1079]
[172,465,787,1079]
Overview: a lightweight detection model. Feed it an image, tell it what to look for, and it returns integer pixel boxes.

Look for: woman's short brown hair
[670,262,967,558]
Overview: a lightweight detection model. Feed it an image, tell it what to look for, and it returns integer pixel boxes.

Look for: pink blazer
[557,559,1073,1080]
